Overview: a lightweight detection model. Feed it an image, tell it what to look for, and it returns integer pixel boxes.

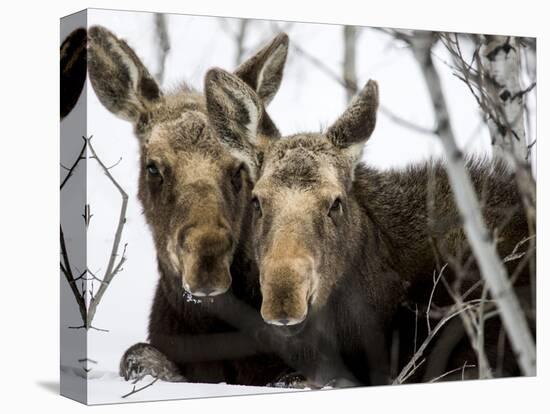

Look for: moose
[203,68,534,386]
[87,25,295,385]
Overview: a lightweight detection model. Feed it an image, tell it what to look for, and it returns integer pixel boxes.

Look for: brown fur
[208,71,534,386]
[88,26,292,385]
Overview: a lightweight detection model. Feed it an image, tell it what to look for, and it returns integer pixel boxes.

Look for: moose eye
[328,198,343,218]
[251,196,262,217]
[146,162,160,176]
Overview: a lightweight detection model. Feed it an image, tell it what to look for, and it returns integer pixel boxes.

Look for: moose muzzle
[179,226,233,297]
[260,256,314,326]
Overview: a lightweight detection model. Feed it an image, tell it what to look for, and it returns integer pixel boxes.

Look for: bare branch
[121,377,159,399]
[60,135,88,190]
[343,25,358,103]
[426,264,448,333]
[440,273,493,379]
[60,135,128,331]
[60,228,87,324]
[291,42,435,135]
[503,235,536,263]
[429,362,476,383]
[479,36,528,161]
[82,204,93,228]
[86,138,129,328]
[394,302,481,384]
[154,14,170,85]
[409,31,535,377]
[235,20,250,67]
[68,324,109,333]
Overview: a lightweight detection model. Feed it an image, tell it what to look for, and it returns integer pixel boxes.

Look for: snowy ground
[60,366,300,404]
[87,373,300,405]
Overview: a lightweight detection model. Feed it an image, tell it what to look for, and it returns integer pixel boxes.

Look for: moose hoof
[268,372,309,389]
[119,342,185,382]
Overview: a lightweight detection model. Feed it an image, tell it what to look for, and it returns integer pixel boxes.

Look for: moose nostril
[279,319,290,326]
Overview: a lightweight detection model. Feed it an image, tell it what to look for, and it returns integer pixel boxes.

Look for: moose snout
[260,258,313,327]
[179,226,234,297]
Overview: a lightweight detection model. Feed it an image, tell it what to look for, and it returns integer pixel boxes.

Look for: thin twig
[343,25,358,103]
[121,377,159,399]
[60,135,128,330]
[60,135,88,190]
[409,31,535,376]
[429,362,476,383]
[291,42,435,135]
[394,302,480,384]
[427,264,448,333]
[154,14,170,85]
[86,139,129,328]
[234,20,250,67]
[68,324,109,333]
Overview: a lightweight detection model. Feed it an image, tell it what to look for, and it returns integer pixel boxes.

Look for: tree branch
[60,228,87,324]
[409,31,535,377]
[154,14,170,85]
[60,135,89,324]
[60,135,88,190]
[121,377,159,399]
[343,25,358,103]
[86,138,129,328]
[394,302,481,384]
[291,41,435,135]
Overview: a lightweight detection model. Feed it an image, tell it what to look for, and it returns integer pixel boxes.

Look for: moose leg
[119,342,185,382]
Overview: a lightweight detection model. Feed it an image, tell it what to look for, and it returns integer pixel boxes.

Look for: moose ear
[327,80,379,162]
[87,25,161,123]
[205,68,263,174]
[234,33,289,106]
[61,28,87,120]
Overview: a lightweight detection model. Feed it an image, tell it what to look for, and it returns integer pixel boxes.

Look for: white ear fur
[256,42,288,105]
[234,33,289,106]
[104,34,143,113]
[232,82,260,146]
[205,68,263,177]
[343,142,365,166]
[88,26,161,123]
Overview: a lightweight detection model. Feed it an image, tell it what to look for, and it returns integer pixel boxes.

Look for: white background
[0,0,548,412]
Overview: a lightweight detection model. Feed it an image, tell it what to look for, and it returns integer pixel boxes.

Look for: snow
[86,373,300,405]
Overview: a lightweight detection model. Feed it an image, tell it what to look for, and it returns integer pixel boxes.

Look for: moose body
[205,70,533,386]
[87,26,294,385]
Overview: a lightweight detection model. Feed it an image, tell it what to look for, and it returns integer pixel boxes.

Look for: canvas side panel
[60,9,88,405]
